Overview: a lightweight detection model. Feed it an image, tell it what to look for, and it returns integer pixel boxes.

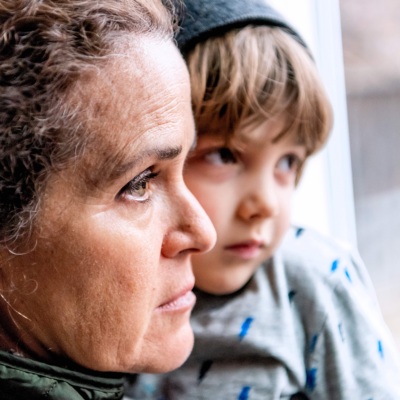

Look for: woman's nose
[161,185,216,258]
[236,177,280,222]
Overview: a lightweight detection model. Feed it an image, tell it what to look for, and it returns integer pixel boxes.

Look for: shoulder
[277,226,375,294]
[280,226,357,271]
[275,227,400,397]
[272,226,384,334]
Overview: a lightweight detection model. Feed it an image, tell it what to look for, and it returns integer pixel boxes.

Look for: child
[128,0,400,398]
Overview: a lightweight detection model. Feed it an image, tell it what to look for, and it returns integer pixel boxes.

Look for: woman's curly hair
[0,0,179,247]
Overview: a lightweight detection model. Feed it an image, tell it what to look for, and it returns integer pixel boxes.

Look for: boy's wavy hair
[0,0,180,247]
[186,25,333,174]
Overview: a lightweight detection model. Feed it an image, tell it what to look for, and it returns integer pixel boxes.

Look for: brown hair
[0,0,179,246]
[186,25,332,158]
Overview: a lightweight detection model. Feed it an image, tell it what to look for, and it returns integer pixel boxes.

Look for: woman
[0,0,216,398]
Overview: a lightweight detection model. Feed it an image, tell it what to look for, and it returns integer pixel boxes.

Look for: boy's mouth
[224,240,265,259]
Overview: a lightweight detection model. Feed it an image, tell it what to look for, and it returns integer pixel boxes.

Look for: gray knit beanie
[176,0,307,54]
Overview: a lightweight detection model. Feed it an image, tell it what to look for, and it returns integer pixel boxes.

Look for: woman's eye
[204,147,237,165]
[118,170,159,202]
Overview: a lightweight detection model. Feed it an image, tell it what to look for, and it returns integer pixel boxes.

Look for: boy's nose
[236,178,280,221]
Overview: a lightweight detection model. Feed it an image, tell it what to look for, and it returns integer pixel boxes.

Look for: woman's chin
[113,323,194,374]
[151,328,194,373]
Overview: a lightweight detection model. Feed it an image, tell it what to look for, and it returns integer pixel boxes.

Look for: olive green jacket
[0,350,124,399]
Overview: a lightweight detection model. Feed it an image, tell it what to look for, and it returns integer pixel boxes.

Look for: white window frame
[268,0,357,247]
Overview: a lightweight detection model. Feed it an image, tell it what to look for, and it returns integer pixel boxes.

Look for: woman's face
[1,37,216,373]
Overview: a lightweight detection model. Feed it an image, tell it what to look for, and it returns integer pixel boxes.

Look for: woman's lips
[224,240,265,259]
[157,288,196,312]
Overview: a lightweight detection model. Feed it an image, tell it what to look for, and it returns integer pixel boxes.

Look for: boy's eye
[204,147,237,165]
[118,169,159,202]
[277,154,301,173]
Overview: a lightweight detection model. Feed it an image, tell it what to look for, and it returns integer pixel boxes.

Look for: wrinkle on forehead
[64,36,191,191]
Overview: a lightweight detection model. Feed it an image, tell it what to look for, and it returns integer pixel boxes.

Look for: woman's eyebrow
[83,145,183,190]
[155,145,182,160]
[112,145,183,179]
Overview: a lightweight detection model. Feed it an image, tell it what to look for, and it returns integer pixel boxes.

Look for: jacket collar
[0,350,124,399]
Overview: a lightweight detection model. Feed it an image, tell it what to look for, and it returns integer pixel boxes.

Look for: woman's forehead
[64,37,192,187]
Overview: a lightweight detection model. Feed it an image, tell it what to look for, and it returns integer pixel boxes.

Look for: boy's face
[184,116,306,295]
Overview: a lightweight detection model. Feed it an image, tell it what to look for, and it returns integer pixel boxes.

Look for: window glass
[340,0,400,350]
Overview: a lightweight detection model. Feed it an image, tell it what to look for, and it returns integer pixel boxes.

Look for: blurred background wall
[339,0,400,349]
